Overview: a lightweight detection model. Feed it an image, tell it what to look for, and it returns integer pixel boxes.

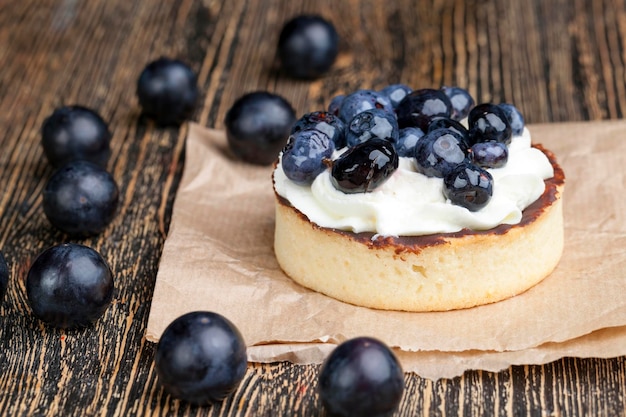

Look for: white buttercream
[274,128,554,236]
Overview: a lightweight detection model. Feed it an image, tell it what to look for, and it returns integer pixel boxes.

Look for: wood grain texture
[1,0,626,415]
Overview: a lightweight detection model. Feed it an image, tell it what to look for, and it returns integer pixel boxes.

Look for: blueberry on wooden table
[136,57,199,126]
[26,243,114,329]
[318,337,405,417]
[224,91,296,165]
[42,160,119,236]
[155,311,247,405]
[41,105,111,168]
[0,251,8,303]
[278,15,339,79]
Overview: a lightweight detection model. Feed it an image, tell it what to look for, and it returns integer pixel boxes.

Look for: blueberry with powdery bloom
[470,141,508,169]
[414,128,469,178]
[328,95,345,117]
[396,88,453,131]
[499,103,525,136]
[345,108,399,147]
[441,86,475,120]
[281,130,335,185]
[394,127,424,157]
[427,117,470,147]
[291,111,346,149]
[338,90,394,124]
[379,84,413,109]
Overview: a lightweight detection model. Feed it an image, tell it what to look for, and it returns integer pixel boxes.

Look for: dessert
[273,87,565,312]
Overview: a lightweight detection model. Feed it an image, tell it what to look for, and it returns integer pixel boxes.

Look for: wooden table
[1,0,625,415]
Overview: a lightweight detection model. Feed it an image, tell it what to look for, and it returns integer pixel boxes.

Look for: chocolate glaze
[275,144,565,254]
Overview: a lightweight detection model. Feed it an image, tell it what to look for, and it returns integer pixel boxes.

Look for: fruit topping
[318,337,404,417]
[42,160,119,236]
[291,111,346,149]
[136,57,199,126]
[396,88,454,131]
[443,163,494,211]
[470,141,509,168]
[345,108,399,147]
[331,138,398,193]
[427,117,470,146]
[441,86,475,120]
[277,15,339,79]
[281,129,335,185]
[338,89,394,124]
[394,127,425,157]
[0,251,8,304]
[225,91,296,165]
[379,83,413,109]
[468,103,512,145]
[26,243,114,328]
[155,311,247,405]
[499,103,525,136]
[41,105,111,168]
[414,128,469,178]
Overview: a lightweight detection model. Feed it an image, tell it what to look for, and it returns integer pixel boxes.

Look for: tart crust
[274,145,565,312]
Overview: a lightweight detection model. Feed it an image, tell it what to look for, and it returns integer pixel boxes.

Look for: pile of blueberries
[276,85,525,212]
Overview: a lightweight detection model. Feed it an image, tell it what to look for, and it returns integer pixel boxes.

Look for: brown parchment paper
[146,120,626,379]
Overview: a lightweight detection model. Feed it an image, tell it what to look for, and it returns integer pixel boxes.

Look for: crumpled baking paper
[146,120,626,379]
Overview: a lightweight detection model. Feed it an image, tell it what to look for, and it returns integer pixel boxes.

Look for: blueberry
[394,127,424,157]
[43,160,119,236]
[468,103,512,145]
[291,111,346,149]
[441,86,475,120]
[41,105,111,168]
[0,251,8,303]
[137,57,199,126]
[427,117,470,146]
[443,162,493,211]
[281,130,334,185]
[318,337,404,417]
[155,311,247,405]
[328,95,345,116]
[338,90,394,124]
[414,128,469,178]
[345,108,399,147]
[225,91,297,165]
[278,15,339,79]
[396,88,453,131]
[379,84,413,109]
[26,243,114,328]
[470,141,508,168]
[499,103,525,136]
[331,138,398,193]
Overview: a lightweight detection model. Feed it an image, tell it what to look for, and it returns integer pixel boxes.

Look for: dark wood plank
[1,0,626,415]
